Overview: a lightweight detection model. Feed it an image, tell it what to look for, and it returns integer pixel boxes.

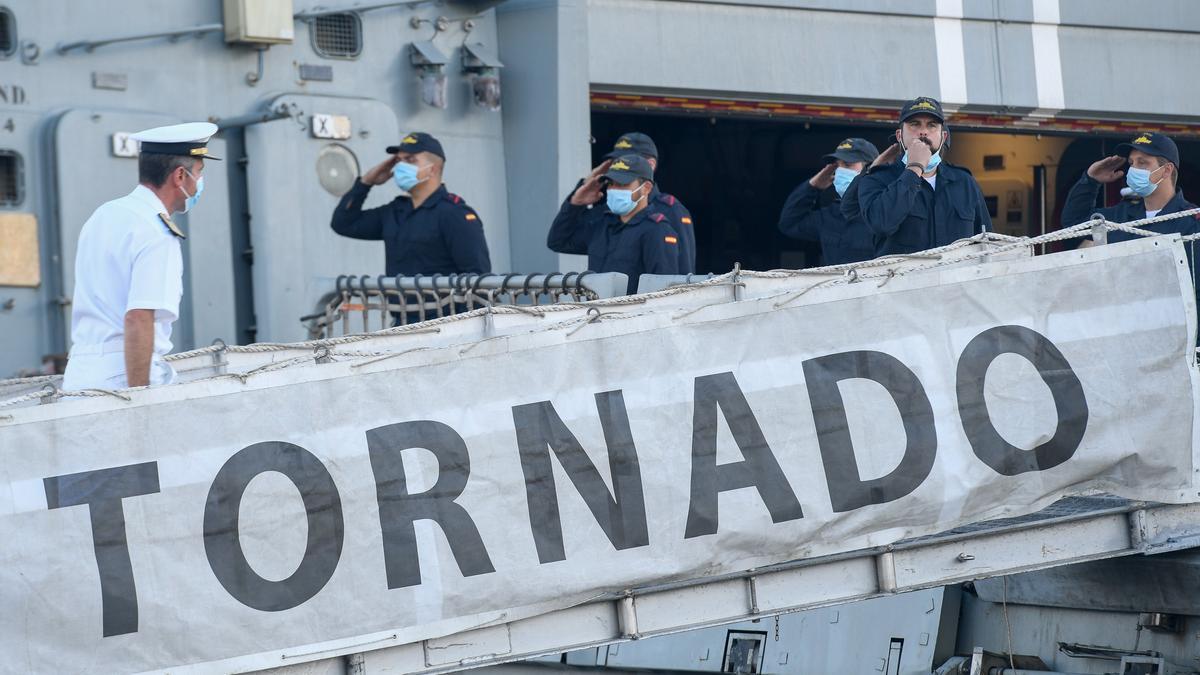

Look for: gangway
[0,217,1198,674]
[345,497,1200,674]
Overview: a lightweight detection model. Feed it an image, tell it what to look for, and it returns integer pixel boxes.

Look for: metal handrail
[303,272,629,339]
[57,23,223,54]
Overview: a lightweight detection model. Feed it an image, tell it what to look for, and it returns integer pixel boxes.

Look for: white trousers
[63,342,175,390]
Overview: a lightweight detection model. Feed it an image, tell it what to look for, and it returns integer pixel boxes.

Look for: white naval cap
[132,122,221,160]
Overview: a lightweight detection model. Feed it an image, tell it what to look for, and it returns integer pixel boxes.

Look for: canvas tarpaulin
[0,236,1196,673]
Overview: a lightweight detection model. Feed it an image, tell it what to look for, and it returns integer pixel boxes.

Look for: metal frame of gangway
[316,498,1200,674]
[304,272,629,338]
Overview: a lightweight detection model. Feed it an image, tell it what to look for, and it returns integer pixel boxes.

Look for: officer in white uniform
[62,122,218,390]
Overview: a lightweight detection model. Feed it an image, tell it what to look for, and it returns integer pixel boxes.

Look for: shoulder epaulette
[158,213,186,239]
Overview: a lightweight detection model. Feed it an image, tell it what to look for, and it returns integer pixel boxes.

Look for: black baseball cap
[604,154,654,183]
[1116,131,1180,166]
[605,132,659,160]
[899,96,946,123]
[386,132,445,159]
[822,138,880,165]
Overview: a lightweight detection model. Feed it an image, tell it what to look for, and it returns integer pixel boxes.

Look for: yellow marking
[911,100,937,111]
[402,136,419,144]
[190,147,207,156]
[664,236,678,244]
[610,160,631,170]
[1132,134,1153,144]
[837,142,853,150]
[158,213,186,239]
[465,213,477,221]
[681,217,692,225]
[615,139,633,148]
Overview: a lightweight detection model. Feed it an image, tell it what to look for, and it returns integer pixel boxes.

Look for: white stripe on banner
[934,0,968,105]
[1031,0,1065,114]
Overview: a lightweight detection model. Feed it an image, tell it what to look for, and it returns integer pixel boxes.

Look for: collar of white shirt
[129,184,172,215]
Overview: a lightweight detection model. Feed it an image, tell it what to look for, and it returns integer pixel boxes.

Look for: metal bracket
[617,593,640,639]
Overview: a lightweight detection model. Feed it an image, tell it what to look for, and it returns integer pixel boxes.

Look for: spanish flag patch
[465,213,477,221]
[664,235,678,244]
[681,217,692,225]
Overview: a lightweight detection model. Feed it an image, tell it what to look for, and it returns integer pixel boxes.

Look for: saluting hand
[809,163,837,190]
[362,155,402,186]
[905,137,933,171]
[872,143,902,170]
[570,160,613,206]
[1087,155,1127,184]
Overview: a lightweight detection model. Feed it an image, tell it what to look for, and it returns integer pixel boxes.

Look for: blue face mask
[392,162,424,191]
[833,167,859,197]
[1125,165,1165,197]
[607,184,646,216]
[901,148,942,174]
[181,170,204,213]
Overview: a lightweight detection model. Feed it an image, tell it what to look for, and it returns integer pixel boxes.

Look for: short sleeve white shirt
[63,185,183,389]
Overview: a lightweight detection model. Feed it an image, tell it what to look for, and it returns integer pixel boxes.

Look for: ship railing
[302,272,630,339]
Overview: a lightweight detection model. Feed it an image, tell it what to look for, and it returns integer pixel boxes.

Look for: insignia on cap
[912,100,937,111]
[837,141,853,150]
[615,138,633,149]
[402,135,418,144]
[1133,134,1153,144]
[158,213,186,240]
[611,160,631,170]
[189,147,208,156]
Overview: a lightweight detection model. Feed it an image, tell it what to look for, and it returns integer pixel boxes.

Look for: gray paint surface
[587,0,942,103]
[0,0,510,373]
[497,0,593,274]
[1058,23,1200,118]
[563,587,959,674]
[1059,0,1200,33]
[960,21,1039,109]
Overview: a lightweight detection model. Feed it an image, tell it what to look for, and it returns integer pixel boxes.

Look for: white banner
[0,238,1196,673]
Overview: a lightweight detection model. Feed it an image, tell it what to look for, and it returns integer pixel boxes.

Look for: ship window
[311,13,361,59]
[0,7,16,58]
[0,150,23,206]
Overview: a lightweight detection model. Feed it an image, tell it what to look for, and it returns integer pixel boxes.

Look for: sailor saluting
[62,122,218,391]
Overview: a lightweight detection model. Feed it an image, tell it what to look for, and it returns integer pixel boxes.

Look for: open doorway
[591,110,1200,272]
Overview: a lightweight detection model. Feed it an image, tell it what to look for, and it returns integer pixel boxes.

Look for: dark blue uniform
[651,188,697,273]
[561,179,695,274]
[547,196,681,295]
[856,160,991,256]
[330,181,491,275]
[1062,175,1200,341]
[1060,174,1200,243]
[778,179,874,265]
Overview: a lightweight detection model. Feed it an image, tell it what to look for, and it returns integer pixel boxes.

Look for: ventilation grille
[0,150,23,206]
[0,7,15,58]
[311,13,361,59]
